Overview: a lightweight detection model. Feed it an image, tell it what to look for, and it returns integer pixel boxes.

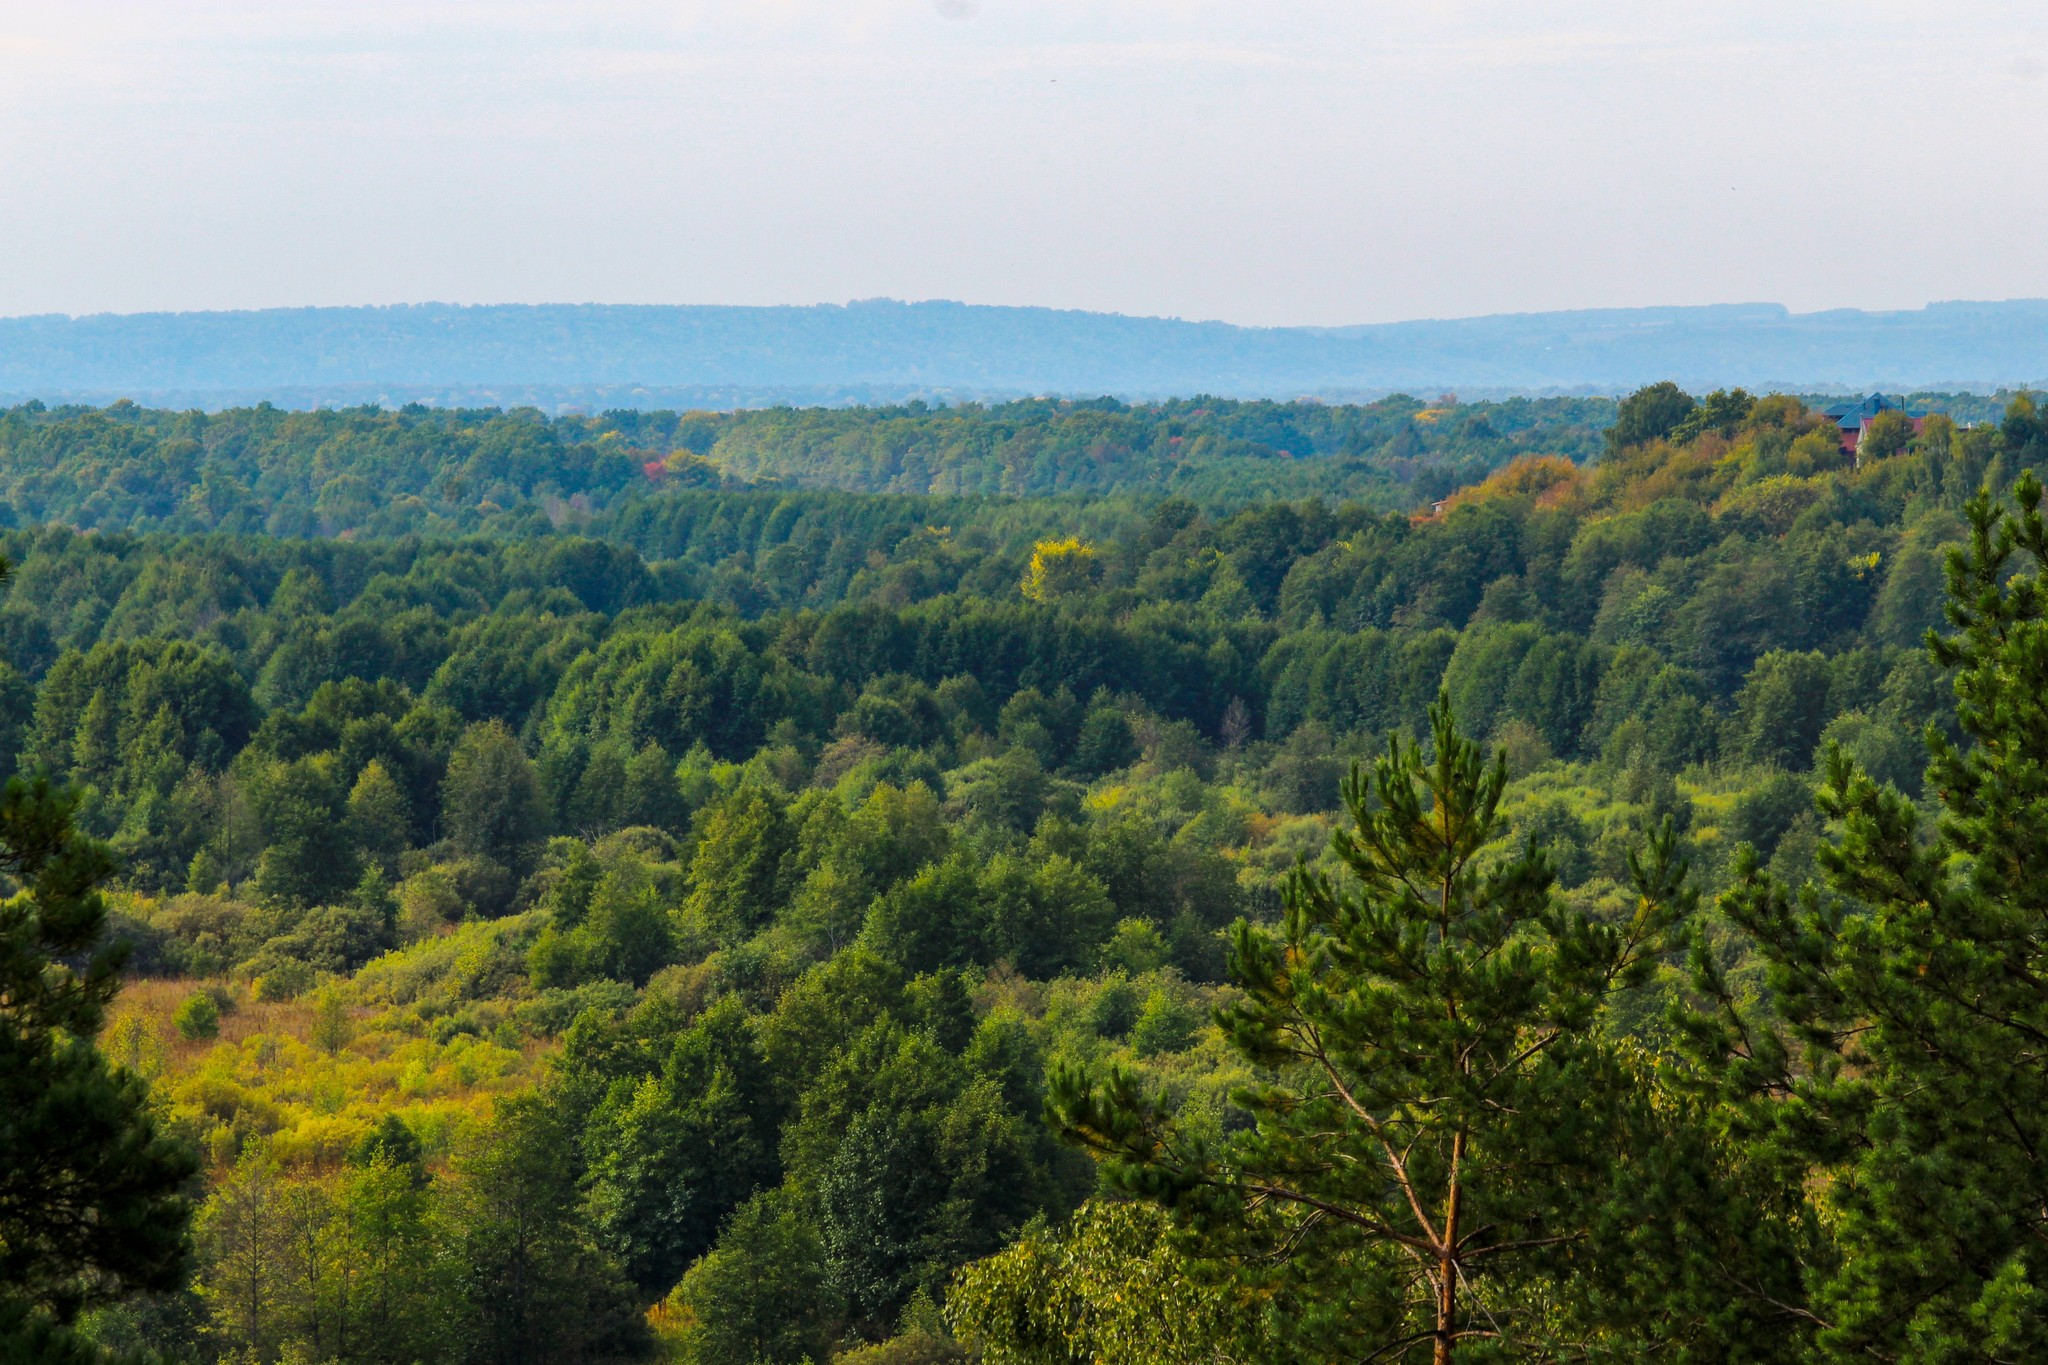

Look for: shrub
[248,956,316,1002]
[172,991,220,1041]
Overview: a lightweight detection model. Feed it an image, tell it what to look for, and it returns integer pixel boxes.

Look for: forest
[8,382,2048,1363]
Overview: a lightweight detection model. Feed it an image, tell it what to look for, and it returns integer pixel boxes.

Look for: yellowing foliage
[1020,536,1100,601]
[1714,474,1826,536]
[1433,455,1584,518]
[107,972,550,1173]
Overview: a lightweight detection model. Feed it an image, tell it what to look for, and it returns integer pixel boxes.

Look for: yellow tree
[1019,537,1099,602]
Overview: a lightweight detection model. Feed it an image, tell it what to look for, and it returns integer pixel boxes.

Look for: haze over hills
[3,298,2047,411]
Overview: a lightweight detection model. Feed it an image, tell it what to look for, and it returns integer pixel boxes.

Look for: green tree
[582,997,782,1291]
[70,691,118,790]
[446,1094,647,1365]
[310,984,354,1056]
[346,758,412,874]
[1685,474,2048,1357]
[682,784,795,946]
[1052,696,1692,1362]
[349,1113,424,1174]
[0,772,196,1356]
[786,1021,1048,1339]
[1858,407,1915,462]
[1870,511,1965,649]
[1604,381,1697,456]
[193,1151,287,1362]
[621,742,687,832]
[248,754,357,908]
[664,1190,835,1365]
[335,1153,447,1363]
[1072,703,1139,777]
[977,852,1114,978]
[1731,650,1835,770]
[530,856,678,989]
[1668,387,1756,444]
[172,989,220,1041]
[441,721,547,878]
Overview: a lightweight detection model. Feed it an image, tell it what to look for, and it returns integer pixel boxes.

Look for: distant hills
[2,298,2046,410]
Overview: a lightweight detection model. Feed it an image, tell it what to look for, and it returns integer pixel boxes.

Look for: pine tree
[0,771,197,1353]
[1683,473,2048,1358]
[1052,695,1693,1362]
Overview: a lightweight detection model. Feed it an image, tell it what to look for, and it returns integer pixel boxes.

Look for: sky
[2,1,2046,327]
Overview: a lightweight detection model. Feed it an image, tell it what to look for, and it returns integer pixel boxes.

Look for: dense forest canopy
[0,392,1625,532]
[6,382,2048,1363]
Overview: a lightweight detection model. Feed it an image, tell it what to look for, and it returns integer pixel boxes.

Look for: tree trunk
[1434,1130,1467,1365]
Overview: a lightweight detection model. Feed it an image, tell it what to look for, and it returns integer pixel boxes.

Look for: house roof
[1823,392,1924,430]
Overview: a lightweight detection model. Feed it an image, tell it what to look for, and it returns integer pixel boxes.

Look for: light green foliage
[173,989,221,1040]
[309,985,353,1056]
[951,1201,1257,1364]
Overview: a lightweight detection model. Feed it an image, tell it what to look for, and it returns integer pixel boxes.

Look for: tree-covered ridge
[9,382,2048,1362]
[9,298,2048,397]
[0,394,1615,536]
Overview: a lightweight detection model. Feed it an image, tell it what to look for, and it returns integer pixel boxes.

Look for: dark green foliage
[0,768,196,1356]
[246,755,358,908]
[446,1095,648,1365]
[442,721,547,879]
[0,396,1611,538]
[794,1024,1049,1338]
[1668,388,1756,444]
[581,997,782,1292]
[1605,381,1698,455]
[683,785,797,946]
[860,847,1115,979]
[1681,473,2048,1358]
[1731,650,1836,769]
[1070,702,1138,777]
[348,1113,424,1172]
[1726,770,1812,859]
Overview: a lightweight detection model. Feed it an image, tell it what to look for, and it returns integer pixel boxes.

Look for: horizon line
[8,296,2048,334]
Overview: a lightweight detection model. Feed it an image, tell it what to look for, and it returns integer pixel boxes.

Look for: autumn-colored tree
[1019,537,1099,602]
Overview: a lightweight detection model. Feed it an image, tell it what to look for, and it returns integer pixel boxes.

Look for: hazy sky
[3,1,2046,326]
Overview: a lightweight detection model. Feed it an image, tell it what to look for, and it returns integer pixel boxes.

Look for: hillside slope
[5,298,2047,406]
